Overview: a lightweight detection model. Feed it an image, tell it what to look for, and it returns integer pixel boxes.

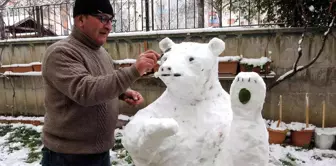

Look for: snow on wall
[113,59,137,64]
[3,71,42,76]
[0,27,284,43]
[1,62,42,67]
[218,56,241,62]
[240,57,272,67]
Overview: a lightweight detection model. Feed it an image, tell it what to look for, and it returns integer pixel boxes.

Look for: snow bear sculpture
[122,37,233,166]
[214,72,269,166]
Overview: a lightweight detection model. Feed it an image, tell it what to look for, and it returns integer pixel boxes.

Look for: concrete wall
[0,27,335,127]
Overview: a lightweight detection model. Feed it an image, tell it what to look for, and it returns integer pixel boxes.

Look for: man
[40,0,160,165]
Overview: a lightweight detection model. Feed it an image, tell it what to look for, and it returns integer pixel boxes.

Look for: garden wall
[0,27,336,127]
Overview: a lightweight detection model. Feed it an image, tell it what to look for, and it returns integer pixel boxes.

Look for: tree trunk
[0,11,6,40]
[197,0,204,28]
[219,5,223,27]
[0,0,12,40]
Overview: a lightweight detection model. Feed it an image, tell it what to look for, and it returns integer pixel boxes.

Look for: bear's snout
[158,65,183,77]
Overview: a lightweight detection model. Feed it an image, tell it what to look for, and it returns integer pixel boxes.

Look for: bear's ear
[208,37,225,56]
[159,37,175,52]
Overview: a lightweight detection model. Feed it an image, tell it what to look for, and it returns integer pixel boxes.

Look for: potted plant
[0,66,7,73]
[10,64,33,72]
[267,95,289,144]
[239,56,272,74]
[30,62,42,71]
[217,56,241,75]
[289,93,315,147]
[0,64,13,73]
[314,101,336,149]
[1,64,33,73]
[113,59,136,69]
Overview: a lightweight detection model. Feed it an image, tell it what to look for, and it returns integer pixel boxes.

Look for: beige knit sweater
[41,27,140,154]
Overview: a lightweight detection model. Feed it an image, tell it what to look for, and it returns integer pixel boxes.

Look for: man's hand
[120,89,144,106]
[135,50,161,76]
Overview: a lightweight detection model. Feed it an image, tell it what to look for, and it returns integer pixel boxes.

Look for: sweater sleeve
[43,47,140,107]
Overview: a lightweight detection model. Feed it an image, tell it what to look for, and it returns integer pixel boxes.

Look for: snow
[315,127,336,135]
[0,116,44,122]
[0,121,335,166]
[1,62,41,68]
[112,56,244,63]
[113,59,136,64]
[240,57,272,67]
[0,147,40,166]
[269,144,336,166]
[298,47,302,52]
[118,114,132,121]
[0,123,43,133]
[218,56,241,62]
[268,120,288,131]
[0,123,43,166]
[215,72,269,166]
[108,27,281,38]
[276,65,304,82]
[298,38,303,45]
[309,5,315,12]
[3,71,42,76]
[287,122,316,131]
[0,27,283,43]
[122,37,233,166]
[0,114,131,123]
[1,64,31,67]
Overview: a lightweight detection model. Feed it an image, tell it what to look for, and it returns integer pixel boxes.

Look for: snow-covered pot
[268,128,288,144]
[239,57,272,74]
[31,62,42,71]
[288,122,315,147]
[267,121,288,144]
[217,56,241,75]
[113,59,136,69]
[10,66,33,72]
[314,128,336,149]
[291,129,314,147]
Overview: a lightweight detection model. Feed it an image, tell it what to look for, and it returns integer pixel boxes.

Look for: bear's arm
[122,108,179,165]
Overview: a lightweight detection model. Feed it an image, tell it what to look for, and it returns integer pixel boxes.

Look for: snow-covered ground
[0,116,336,166]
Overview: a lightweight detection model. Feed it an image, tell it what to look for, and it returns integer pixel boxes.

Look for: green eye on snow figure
[239,88,251,104]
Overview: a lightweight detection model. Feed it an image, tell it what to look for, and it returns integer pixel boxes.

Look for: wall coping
[0,27,331,45]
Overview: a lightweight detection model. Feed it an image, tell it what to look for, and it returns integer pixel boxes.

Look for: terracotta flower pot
[240,62,271,74]
[267,128,288,144]
[0,67,8,73]
[291,129,314,147]
[32,64,42,71]
[0,119,42,126]
[218,61,239,75]
[11,66,33,72]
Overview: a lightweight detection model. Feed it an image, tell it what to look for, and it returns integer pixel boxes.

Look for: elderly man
[40,0,160,165]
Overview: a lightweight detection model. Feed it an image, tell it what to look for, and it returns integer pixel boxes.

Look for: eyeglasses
[91,14,114,24]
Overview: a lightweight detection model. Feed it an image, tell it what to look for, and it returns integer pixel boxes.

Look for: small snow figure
[122,37,233,166]
[215,72,269,166]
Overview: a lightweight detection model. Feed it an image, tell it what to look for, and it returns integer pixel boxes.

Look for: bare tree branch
[293,0,308,71]
[267,16,335,91]
[0,0,11,7]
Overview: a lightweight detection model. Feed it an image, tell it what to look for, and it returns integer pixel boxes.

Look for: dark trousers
[40,147,110,166]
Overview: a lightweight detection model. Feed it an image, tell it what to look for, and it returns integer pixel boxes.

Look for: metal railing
[0,0,329,39]
[0,3,73,38]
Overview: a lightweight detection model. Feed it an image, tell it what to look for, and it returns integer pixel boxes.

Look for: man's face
[81,14,113,45]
